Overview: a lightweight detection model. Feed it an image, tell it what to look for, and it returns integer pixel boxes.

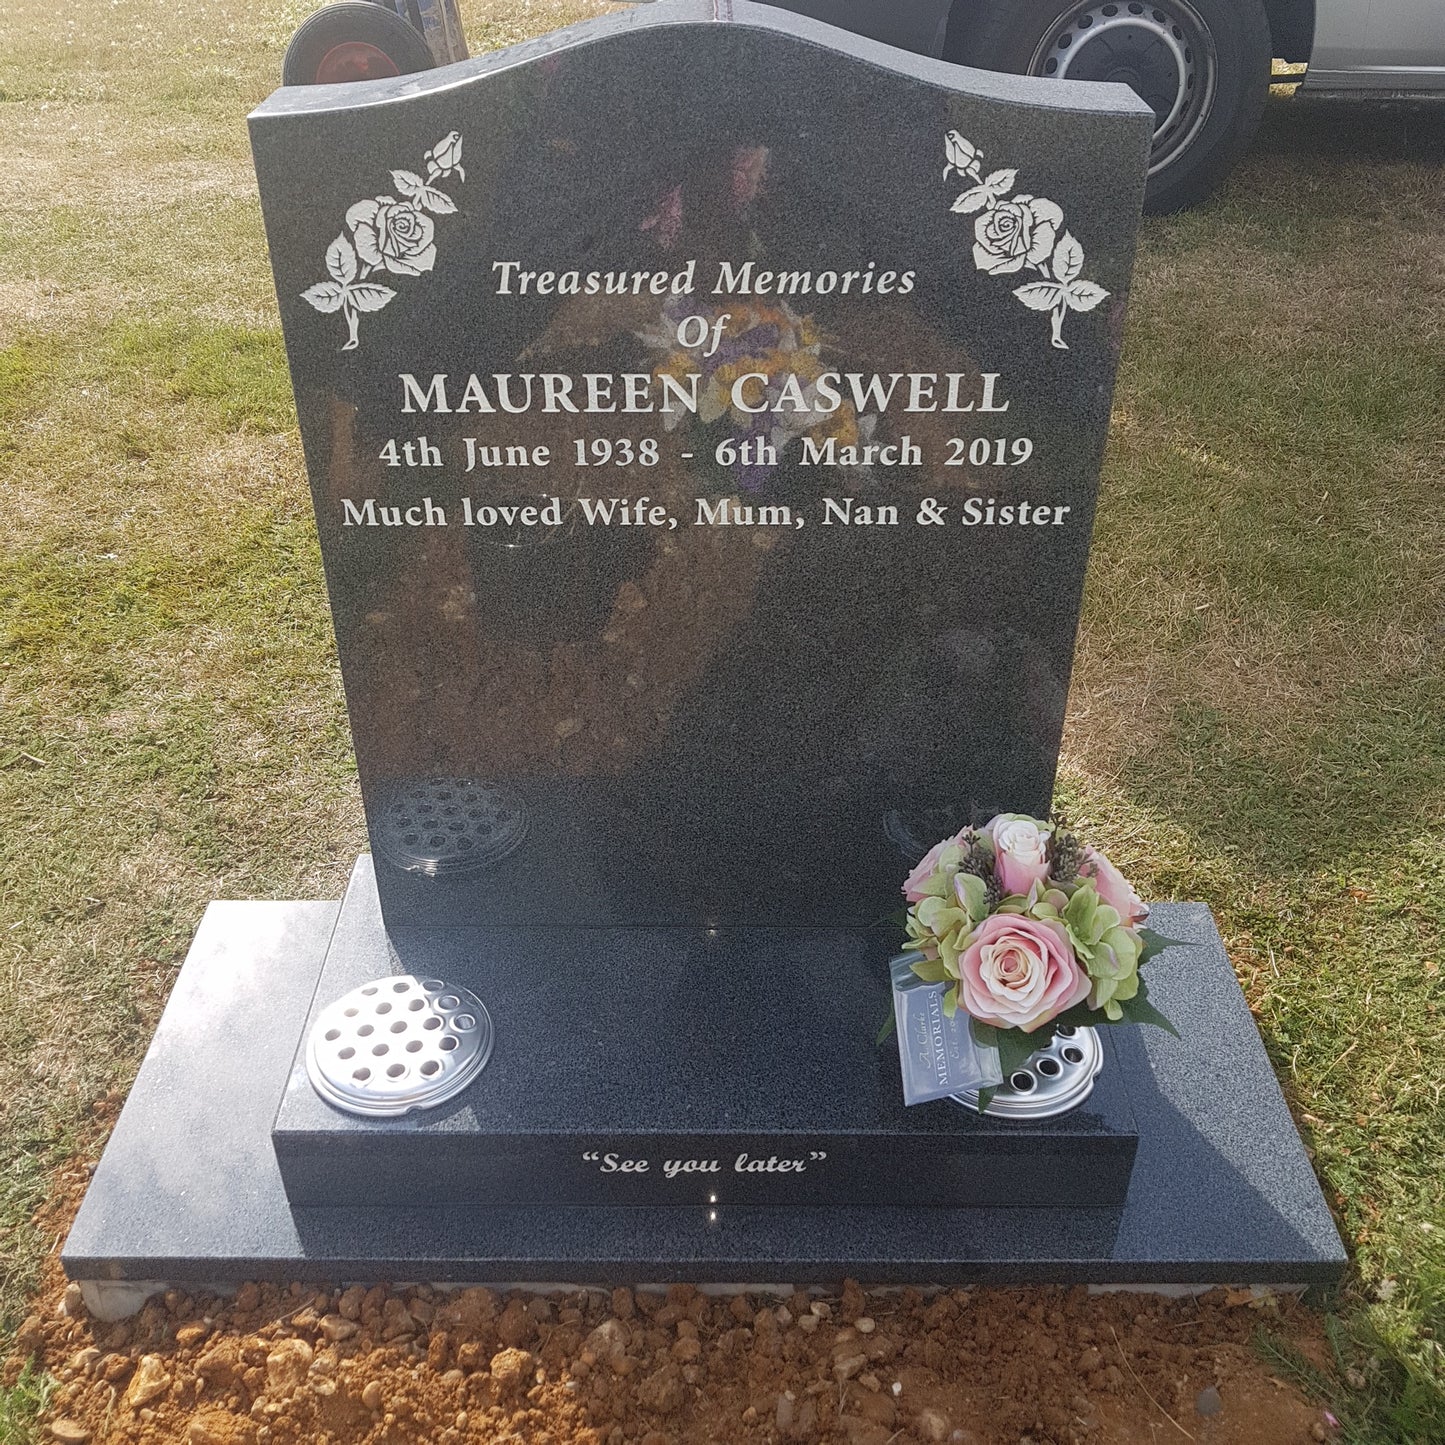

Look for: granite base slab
[271,861,1138,1211]
[62,877,1346,1288]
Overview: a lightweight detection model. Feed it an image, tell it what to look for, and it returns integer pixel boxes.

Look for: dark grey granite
[272,859,1139,1210]
[64,900,341,1283]
[63,895,1347,1286]
[249,0,1154,929]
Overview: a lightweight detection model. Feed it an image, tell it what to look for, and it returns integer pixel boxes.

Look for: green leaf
[997,1024,1049,1080]
[975,1084,999,1113]
[910,958,950,984]
[1045,1000,1099,1033]
[876,1009,896,1046]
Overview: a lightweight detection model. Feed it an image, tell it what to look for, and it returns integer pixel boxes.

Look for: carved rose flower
[426,131,464,179]
[945,130,980,176]
[346,196,437,277]
[972,195,1063,276]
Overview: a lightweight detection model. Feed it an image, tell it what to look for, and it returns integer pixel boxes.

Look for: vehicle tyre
[944,0,1272,212]
[282,2,436,86]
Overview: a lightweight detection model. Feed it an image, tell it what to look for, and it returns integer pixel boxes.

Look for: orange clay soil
[7,1149,1347,1445]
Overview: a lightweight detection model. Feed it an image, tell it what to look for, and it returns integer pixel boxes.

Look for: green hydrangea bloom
[910,841,966,899]
[1055,880,1143,1019]
[904,869,991,981]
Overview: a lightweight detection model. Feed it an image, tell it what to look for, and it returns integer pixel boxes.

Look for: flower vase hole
[951,1024,1104,1120]
[306,975,493,1117]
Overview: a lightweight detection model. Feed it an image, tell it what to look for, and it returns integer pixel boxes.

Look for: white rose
[986,813,1053,896]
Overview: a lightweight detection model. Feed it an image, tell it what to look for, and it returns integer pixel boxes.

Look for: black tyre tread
[944,0,1272,213]
[282,1,435,86]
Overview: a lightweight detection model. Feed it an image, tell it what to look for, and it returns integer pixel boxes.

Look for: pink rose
[986,814,1052,898]
[958,914,1088,1033]
[1080,846,1148,926]
[902,830,968,903]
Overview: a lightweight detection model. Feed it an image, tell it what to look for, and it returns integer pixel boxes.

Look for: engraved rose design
[426,131,464,181]
[944,129,1107,350]
[302,133,464,351]
[972,195,1063,276]
[346,197,437,277]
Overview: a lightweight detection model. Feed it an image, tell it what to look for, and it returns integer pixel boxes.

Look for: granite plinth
[271,860,1138,1210]
[63,887,1347,1287]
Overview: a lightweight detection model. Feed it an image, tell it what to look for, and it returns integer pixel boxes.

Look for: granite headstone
[250,0,1153,936]
[246,0,1158,1213]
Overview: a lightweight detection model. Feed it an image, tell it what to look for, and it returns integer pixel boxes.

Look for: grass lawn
[1,0,1442,1439]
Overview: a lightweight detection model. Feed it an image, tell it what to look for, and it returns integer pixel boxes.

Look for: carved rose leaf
[1013,281,1066,313]
[348,283,397,313]
[1053,232,1085,284]
[953,186,995,215]
[1066,279,1109,312]
[302,282,347,314]
[325,235,357,285]
[412,184,457,215]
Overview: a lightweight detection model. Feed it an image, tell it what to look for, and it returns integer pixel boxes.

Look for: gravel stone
[124,1355,169,1410]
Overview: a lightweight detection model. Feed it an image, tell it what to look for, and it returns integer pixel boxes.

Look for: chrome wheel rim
[1028,2,1218,177]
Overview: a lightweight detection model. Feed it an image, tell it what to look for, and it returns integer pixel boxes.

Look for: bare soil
[8,1152,1344,1445]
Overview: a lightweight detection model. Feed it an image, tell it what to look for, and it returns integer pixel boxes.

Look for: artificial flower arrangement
[901,813,1178,1097]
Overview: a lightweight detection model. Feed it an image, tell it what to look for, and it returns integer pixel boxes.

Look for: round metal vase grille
[306,976,492,1117]
[373,778,528,877]
[952,1024,1104,1120]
